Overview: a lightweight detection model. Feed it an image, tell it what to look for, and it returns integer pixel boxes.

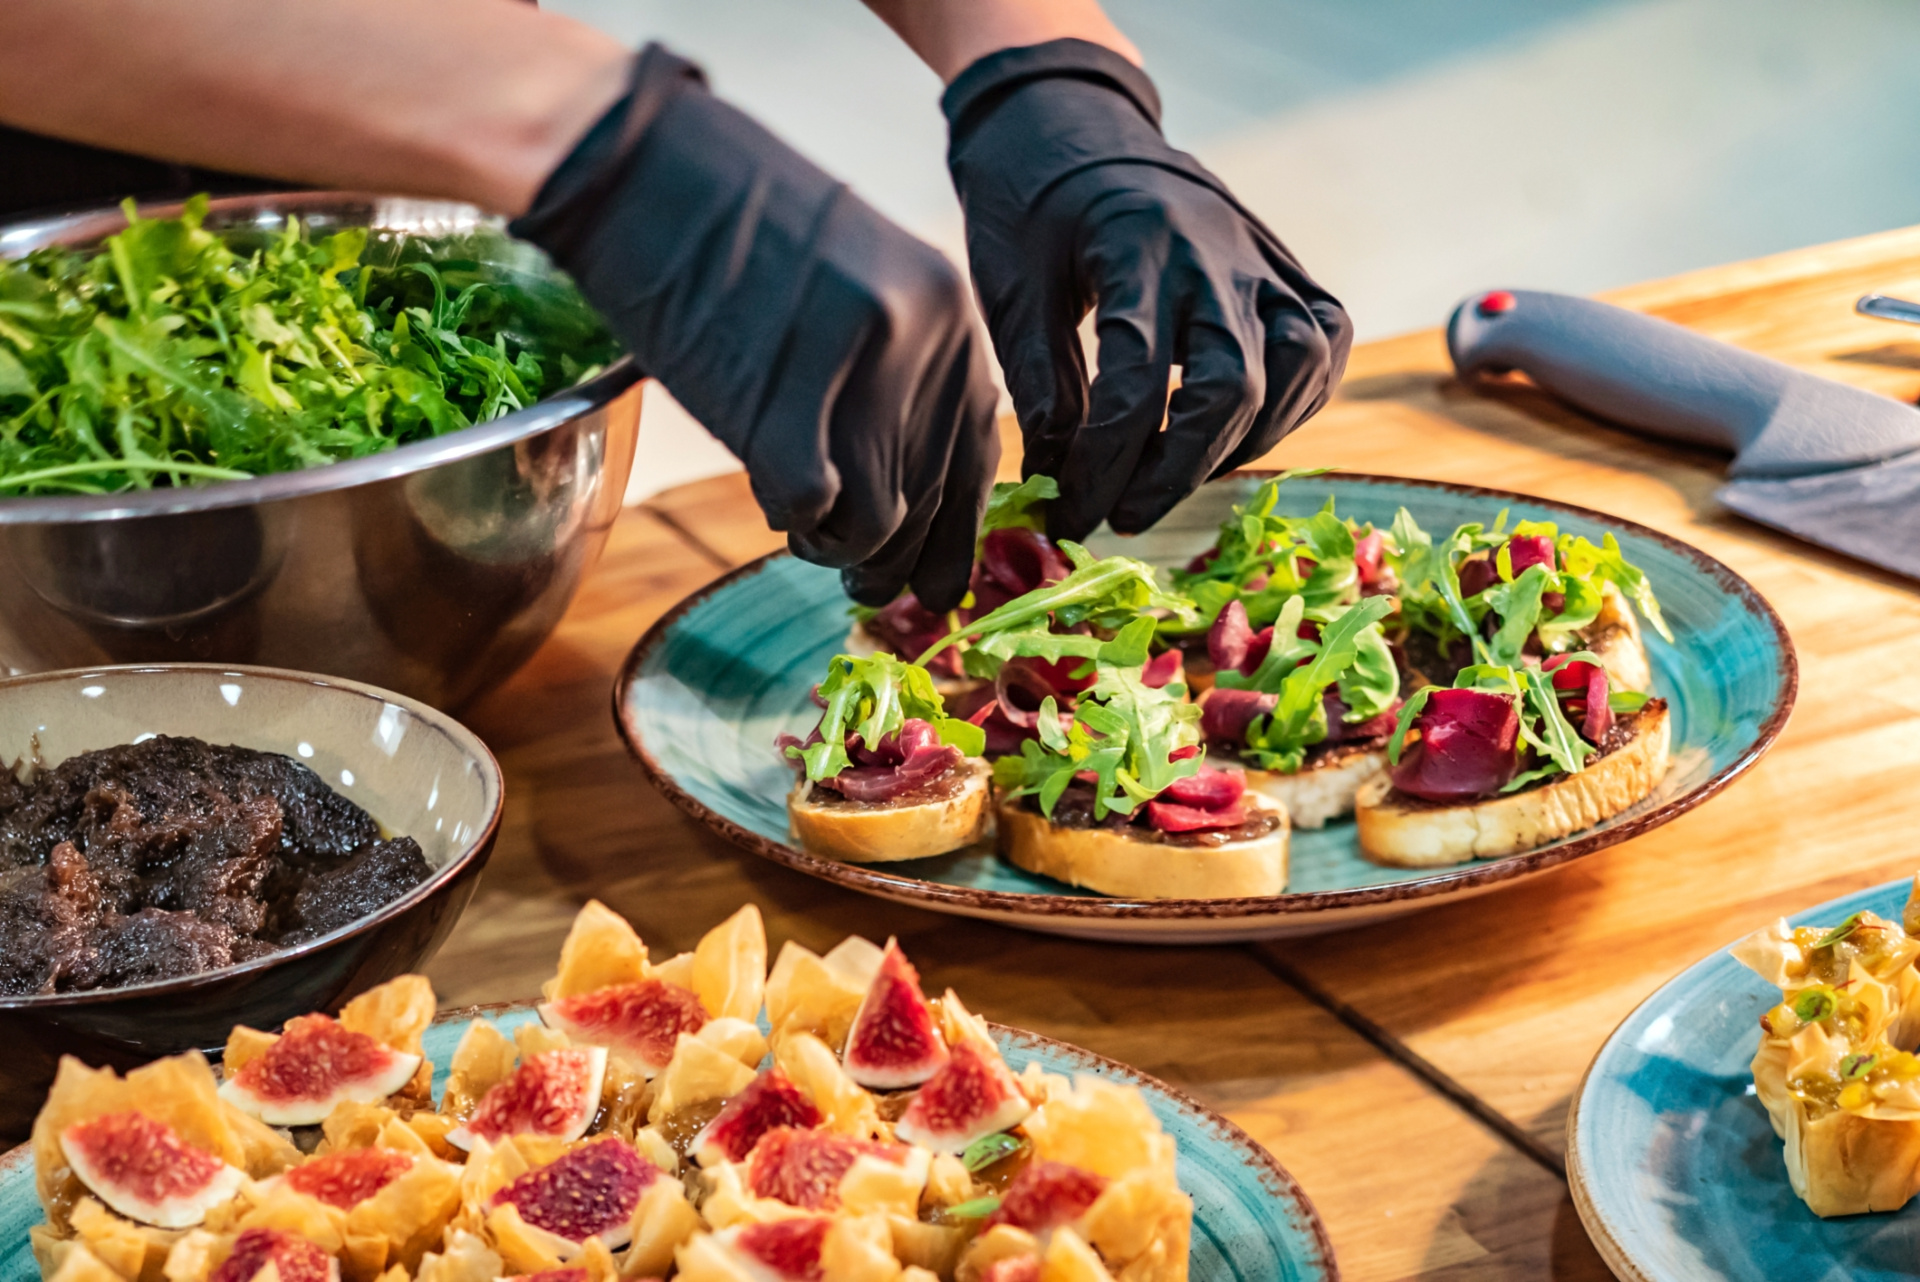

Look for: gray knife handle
[1446,289,1920,477]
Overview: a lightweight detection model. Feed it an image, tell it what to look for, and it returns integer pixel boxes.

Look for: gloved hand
[513,45,1000,611]
[943,39,1351,542]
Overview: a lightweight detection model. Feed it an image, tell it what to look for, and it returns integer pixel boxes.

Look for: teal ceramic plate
[0,1004,1335,1282]
[616,472,1795,942]
[1569,879,1912,1281]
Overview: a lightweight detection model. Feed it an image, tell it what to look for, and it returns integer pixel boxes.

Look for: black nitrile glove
[513,45,1000,611]
[943,39,1351,541]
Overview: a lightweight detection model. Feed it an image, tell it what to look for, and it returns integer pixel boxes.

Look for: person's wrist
[942,38,1164,150]
[450,31,630,216]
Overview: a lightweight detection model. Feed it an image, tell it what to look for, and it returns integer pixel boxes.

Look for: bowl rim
[613,469,1800,923]
[0,190,642,526]
[0,661,504,1009]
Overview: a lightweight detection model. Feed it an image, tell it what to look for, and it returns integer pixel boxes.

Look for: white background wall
[538,0,1920,501]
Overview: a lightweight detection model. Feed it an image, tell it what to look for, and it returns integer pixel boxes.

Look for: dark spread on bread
[0,736,431,995]
[1024,784,1284,848]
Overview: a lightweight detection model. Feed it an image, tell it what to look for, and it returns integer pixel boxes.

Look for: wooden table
[427,224,1920,1281]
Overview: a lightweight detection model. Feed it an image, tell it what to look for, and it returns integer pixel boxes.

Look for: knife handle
[1446,289,1920,477]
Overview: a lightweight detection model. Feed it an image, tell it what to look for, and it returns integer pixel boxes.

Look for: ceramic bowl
[0,664,502,1140]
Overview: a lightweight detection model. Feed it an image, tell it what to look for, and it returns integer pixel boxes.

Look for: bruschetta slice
[997,783,1289,899]
[1356,654,1669,866]
[789,757,992,863]
[778,654,989,864]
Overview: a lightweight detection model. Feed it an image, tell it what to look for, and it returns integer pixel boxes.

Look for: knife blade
[1446,288,1920,580]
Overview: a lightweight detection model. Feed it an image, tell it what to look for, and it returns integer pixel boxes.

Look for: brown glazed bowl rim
[614,469,1799,922]
[0,191,641,526]
[0,662,504,1009]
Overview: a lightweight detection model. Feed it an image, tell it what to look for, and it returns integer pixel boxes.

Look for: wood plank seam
[639,500,737,571]
[1247,944,1570,1181]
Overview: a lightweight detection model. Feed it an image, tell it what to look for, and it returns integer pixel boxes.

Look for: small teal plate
[1568,879,1920,1281]
[616,473,1796,942]
[0,1005,1336,1282]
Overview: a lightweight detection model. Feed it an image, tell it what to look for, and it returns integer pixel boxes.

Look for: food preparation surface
[422,222,1920,1279]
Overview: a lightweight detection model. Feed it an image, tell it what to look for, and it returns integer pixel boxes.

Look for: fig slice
[729,1215,833,1281]
[893,1040,1032,1154]
[842,939,948,1089]
[539,977,708,1078]
[690,1067,823,1167]
[447,1046,608,1151]
[218,1014,422,1127]
[746,1126,911,1211]
[489,1135,657,1255]
[209,1227,339,1282]
[60,1111,246,1229]
[985,1161,1110,1233]
[280,1148,417,1210]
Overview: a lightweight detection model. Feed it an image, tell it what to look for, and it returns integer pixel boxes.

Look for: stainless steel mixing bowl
[0,192,643,709]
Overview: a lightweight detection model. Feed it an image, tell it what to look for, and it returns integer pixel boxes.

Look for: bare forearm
[861,0,1138,83]
[0,0,628,215]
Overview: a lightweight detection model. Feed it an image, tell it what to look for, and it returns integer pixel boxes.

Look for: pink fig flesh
[842,941,948,1089]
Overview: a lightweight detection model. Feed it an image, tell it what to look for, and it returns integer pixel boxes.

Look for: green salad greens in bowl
[0,194,620,495]
[0,191,641,707]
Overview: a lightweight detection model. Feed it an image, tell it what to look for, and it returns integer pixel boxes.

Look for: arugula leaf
[1173,469,1333,586]
[1385,686,1437,765]
[788,652,982,782]
[994,663,1203,820]
[1518,664,1595,777]
[918,543,1196,666]
[1236,596,1398,772]
[979,475,1058,535]
[1559,532,1674,642]
[1480,563,1558,667]
[1607,689,1652,715]
[1339,619,1401,720]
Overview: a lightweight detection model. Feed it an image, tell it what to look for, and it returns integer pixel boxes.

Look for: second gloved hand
[513,45,1000,611]
[944,39,1351,542]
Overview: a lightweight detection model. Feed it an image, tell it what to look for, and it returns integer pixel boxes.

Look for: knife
[1446,288,1920,580]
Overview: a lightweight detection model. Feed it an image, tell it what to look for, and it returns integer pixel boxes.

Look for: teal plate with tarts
[0,1003,1336,1282]
[1569,879,1917,1281]
[616,472,1796,943]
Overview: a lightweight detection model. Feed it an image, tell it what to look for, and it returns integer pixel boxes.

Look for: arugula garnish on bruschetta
[778,653,992,864]
[1386,510,1670,690]
[1166,470,1390,642]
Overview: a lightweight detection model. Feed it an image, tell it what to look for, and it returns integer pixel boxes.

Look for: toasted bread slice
[1242,744,1388,830]
[996,793,1290,898]
[789,758,991,863]
[1355,700,1670,868]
